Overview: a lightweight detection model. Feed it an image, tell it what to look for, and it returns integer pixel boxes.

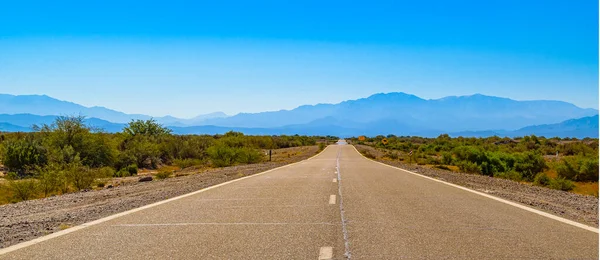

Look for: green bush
[494,171,523,182]
[65,161,96,191]
[457,161,481,174]
[549,177,575,191]
[235,147,263,164]
[8,179,38,202]
[36,163,65,197]
[126,164,138,175]
[2,138,47,176]
[97,166,115,178]
[556,156,599,182]
[513,152,546,181]
[155,169,172,179]
[441,152,453,165]
[173,158,204,169]
[533,173,551,187]
[207,144,237,167]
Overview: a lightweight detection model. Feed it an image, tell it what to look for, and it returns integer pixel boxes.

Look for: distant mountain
[508,115,599,138]
[0,122,30,132]
[0,92,597,138]
[0,113,597,138]
[0,94,227,125]
[202,92,598,133]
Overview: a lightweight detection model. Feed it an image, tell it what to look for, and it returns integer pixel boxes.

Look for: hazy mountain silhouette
[0,92,597,137]
[202,92,597,132]
[0,94,227,125]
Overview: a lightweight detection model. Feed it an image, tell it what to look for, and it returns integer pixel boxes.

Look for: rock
[106,184,113,189]
[138,176,153,182]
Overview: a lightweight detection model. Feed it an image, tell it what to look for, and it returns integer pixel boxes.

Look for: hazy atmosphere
[1,0,597,117]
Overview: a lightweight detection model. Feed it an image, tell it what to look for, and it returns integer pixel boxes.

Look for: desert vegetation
[0,116,337,203]
[351,134,598,196]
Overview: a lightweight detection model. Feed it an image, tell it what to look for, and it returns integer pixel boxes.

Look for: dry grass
[58,223,71,230]
[572,182,599,197]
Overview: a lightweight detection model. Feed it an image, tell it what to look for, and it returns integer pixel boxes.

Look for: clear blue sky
[0,0,597,118]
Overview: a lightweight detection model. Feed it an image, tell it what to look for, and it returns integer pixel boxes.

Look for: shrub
[173,158,204,169]
[493,171,523,182]
[155,169,172,179]
[235,147,263,164]
[65,163,96,191]
[425,156,441,165]
[8,179,38,202]
[513,152,546,181]
[126,164,138,175]
[385,151,399,160]
[114,168,129,178]
[556,156,599,182]
[533,173,551,187]
[362,150,376,159]
[318,142,326,151]
[549,177,575,191]
[97,166,115,178]
[36,164,65,197]
[441,152,453,165]
[2,138,47,176]
[457,161,481,174]
[207,144,237,167]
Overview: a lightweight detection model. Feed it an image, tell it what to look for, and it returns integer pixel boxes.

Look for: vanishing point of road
[1,141,597,259]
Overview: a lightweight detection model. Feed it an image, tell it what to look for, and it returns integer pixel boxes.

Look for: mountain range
[0,93,597,138]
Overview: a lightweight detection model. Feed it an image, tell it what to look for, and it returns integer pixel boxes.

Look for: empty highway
[1,143,597,259]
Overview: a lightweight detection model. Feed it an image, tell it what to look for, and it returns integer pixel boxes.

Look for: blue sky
[0,0,597,118]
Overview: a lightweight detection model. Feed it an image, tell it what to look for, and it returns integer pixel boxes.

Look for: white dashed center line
[329,195,336,205]
[318,246,333,260]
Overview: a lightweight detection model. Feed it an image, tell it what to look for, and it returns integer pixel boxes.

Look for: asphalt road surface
[1,142,597,259]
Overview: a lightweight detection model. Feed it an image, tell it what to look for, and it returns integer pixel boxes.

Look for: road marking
[113,222,337,227]
[332,178,337,183]
[351,145,599,234]
[329,195,336,204]
[0,146,332,256]
[318,246,333,260]
[336,148,352,259]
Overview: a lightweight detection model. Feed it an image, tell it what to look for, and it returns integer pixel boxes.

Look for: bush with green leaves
[8,179,39,202]
[549,177,575,191]
[2,138,47,176]
[533,173,551,187]
[556,156,599,182]
[494,171,523,182]
[235,147,263,164]
[207,144,238,167]
[173,158,204,169]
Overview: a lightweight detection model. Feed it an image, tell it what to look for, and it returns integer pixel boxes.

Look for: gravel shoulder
[354,144,599,228]
[0,146,319,248]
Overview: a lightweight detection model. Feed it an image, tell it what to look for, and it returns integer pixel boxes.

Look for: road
[1,142,598,259]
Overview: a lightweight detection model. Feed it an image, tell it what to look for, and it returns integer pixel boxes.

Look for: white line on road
[113,222,337,227]
[351,145,599,234]
[0,146,332,256]
[318,246,333,260]
[329,195,336,204]
[336,148,352,259]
